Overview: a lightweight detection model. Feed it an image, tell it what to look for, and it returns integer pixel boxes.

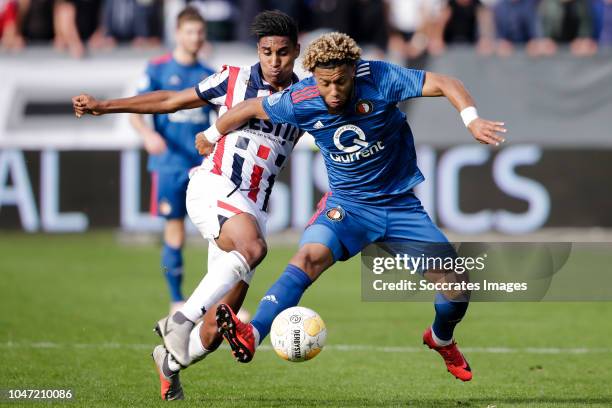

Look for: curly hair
[302,32,362,72]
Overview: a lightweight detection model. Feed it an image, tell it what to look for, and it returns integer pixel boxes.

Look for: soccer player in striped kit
[73,10,302,400]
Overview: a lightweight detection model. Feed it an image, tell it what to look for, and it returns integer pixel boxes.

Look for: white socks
[180,245,250,322]
[167,321,213,372]
[431,326,453,347]
[167,354,181,372]
[188,321,211,364]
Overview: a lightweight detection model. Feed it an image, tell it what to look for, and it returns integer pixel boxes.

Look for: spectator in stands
[434,0,496,54]
[539,0,597,56]
[302,0,352,33]
[350,0,388,56]
[493,0,555,56]
[234,0,262,43]
[589,0,611,48]
[53,0,101,58]
[0,0,25,50]
[386,0,444,63]
[20,0,55,44]
[263,0,303,22]
[89,0,162,50]
[186,0,237,41]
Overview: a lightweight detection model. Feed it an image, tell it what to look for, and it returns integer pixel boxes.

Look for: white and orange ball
[270,306,327,362]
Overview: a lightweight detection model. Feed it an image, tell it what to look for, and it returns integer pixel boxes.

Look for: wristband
[460,106,478,127]
[203,124,222,143]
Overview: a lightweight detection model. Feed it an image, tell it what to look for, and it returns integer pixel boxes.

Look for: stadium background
[1,1,612,406]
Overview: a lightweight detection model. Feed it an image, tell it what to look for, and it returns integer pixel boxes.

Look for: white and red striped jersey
[195,63,302,212]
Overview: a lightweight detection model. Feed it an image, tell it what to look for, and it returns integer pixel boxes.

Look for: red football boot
[151,345,184,400]
[423,327,472,381]
[216,304,256,363]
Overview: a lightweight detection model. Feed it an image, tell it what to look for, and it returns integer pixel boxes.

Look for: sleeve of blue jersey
[369,60,425,103]
[262,89,299,127]
[137,64,157,95]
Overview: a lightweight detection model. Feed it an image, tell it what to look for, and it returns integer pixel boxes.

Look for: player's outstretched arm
[195,98,268,156]
[421,72,507,146]
[72,88,206,117]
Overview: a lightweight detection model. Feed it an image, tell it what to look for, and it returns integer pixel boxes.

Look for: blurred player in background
[198,32,506,382]
[129,6,215,315]
[73,10,301,400]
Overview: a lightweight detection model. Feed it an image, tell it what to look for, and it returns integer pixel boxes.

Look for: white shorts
[186,168,268,243]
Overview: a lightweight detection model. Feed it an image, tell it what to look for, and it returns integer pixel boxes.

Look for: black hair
[251,10,299,46]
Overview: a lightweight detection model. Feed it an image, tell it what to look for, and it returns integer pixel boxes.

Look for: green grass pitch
[1,232,611,407]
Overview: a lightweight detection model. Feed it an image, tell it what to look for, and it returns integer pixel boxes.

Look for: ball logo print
[333,124,369,153]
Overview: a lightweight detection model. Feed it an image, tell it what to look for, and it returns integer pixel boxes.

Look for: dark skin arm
[422,72,506,145]
[72,87,206,117]
[196,71,506,155]
[196,97,268,156]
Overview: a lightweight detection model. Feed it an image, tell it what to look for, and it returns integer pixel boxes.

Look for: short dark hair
[251,10,298,45]
[177,6,206,28]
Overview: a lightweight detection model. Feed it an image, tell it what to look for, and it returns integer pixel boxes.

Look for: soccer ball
[270,306,327,362]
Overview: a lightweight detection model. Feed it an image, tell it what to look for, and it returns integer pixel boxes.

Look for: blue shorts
[150,169,190,220]
[300,191,455,263]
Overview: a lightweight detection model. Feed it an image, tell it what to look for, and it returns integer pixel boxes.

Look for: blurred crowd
[1,0,611,58]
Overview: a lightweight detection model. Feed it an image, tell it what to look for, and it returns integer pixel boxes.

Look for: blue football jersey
[138,54,215,171]
[262,60,426,205]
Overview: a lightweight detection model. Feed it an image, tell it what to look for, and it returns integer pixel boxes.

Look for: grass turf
[1,232,611,407]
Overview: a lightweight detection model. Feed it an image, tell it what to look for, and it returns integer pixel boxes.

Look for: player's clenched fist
[72,94,102,118]
[195,132,215,156]
[468,118,507,146]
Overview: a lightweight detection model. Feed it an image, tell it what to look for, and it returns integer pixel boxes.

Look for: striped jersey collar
[249,63,300,91]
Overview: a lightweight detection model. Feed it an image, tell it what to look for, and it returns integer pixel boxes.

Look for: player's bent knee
[236,238,268,269]
[290,244,333,281]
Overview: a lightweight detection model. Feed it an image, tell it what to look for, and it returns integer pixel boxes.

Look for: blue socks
[162,243,184,302]
[432,292,469,341]
[251,264,312,343]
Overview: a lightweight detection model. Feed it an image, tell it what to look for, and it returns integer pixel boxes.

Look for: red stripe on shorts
[149,172,158,216]
[307,191,332,226]
[217,200,243,215]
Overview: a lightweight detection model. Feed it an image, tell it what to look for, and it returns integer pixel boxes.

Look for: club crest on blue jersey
[326,207,345,221]
[355,99,373,115]
[159,199,172,216]
[169,75,181,86]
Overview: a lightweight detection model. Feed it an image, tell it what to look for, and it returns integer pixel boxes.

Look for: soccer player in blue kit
[197,32,507,381]
[130,7,215,312]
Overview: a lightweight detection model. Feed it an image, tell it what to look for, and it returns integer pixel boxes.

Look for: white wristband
[460,106,478,128]
[203,124,223,143]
